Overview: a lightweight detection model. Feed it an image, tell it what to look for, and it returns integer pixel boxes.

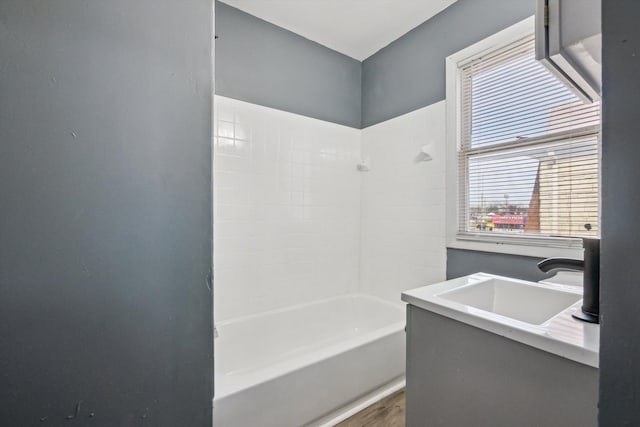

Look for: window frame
[445,16,595,259]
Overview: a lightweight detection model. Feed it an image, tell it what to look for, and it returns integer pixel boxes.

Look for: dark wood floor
[335,389,405,427]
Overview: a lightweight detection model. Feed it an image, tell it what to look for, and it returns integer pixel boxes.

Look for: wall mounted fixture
[357,159,371,171]
[415,145,433,162]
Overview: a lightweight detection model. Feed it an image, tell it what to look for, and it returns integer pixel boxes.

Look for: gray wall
[215,1,362,128]
[0,1,213,425]
[361,0,534,127]
[215,0,533,129]
[600,1,640,425]
[447,249,553,282]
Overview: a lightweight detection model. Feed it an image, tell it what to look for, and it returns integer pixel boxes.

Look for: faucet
[537,238,600,324]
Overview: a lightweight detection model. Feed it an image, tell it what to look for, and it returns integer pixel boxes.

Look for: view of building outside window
[460,36,600,238]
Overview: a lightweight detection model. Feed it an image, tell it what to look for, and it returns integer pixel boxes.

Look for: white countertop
[401,273,600,368]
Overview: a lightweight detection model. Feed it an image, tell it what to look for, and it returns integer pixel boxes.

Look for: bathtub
[213,294,406,427]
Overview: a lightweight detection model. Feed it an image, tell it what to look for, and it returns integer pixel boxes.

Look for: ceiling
[219,0,458,61]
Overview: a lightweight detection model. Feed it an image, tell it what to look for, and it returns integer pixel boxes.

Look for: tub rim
[213,293,406,400]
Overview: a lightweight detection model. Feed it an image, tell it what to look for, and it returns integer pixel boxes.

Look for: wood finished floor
[335,389,405,427]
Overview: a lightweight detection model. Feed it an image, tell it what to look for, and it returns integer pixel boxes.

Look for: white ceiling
[219,0,458,61]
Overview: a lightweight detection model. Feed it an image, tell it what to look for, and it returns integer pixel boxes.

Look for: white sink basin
[436,277,581,325]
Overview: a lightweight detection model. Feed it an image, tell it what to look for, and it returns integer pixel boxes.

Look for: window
[456,34,600,244]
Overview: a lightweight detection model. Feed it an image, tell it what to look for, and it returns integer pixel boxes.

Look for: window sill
[448,232,584,259]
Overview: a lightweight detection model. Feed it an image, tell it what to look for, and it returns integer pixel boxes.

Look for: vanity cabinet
[405,304,598,427]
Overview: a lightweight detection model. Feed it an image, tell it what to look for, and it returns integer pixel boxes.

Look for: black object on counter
[537,238,600,324]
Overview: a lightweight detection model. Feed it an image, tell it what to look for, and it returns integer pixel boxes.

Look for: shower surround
[212,95,446,425]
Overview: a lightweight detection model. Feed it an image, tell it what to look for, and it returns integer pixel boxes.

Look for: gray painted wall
[215,1,533,129]
[447,249,553,282]
[600,1,640,425]
[361,0,534,127]
[0,1,213,425]
[215,1,362,128]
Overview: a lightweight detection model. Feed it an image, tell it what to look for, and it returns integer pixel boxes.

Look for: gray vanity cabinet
[405,304,598,427]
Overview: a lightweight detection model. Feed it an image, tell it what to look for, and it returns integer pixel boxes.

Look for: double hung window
[457,34,600,240]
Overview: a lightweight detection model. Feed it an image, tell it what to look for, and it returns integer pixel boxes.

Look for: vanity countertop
[402,273,599,368]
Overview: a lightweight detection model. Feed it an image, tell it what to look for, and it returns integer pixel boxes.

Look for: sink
[401,273,598,368]
[436,277,581,325]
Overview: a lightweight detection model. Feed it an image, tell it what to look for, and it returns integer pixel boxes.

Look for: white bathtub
[213,294,406,427]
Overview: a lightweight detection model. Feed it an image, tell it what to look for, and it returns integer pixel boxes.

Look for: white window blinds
[458,35,600,238]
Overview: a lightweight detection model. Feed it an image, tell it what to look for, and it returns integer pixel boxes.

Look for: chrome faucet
[537,238,600,324]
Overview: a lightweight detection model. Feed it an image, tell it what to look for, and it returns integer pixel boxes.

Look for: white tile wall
[214,96,362,321]
[214,96,448,319]
[359,101,447,303]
